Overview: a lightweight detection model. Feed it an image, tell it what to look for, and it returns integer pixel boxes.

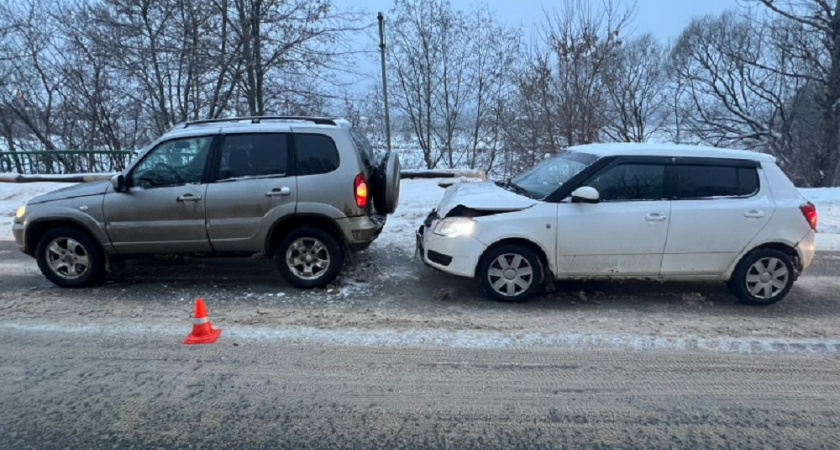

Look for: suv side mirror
[571,186,599,203]
[111,174,128,193]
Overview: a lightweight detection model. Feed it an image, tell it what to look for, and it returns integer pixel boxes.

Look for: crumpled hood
[28,180,110,204]
[436,181,537,217]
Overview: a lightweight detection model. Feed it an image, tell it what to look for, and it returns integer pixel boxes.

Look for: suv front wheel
[35,227,106,288]
[275,227,344,288]
[728,249,795,306]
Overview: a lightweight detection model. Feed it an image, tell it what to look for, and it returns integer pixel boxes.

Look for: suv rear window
[218,133,288,180]
[349,128,376,168]
[674,165,758,199]
[295,134,340,175]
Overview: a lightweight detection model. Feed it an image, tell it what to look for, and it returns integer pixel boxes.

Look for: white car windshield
[510,150,599,199]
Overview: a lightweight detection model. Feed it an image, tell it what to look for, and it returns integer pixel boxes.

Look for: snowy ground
[2,180,839,251]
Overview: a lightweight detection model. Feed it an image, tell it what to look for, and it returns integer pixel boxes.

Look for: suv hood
[28,180,111,205]
[437,181,537,217]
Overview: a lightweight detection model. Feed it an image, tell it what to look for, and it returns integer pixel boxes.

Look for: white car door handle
[177,194,202,202]
[645,212,667,222]
[744,210,765,218]
[266,187,291,197]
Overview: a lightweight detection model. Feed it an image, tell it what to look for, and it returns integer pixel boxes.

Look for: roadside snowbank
[1,182,70,241]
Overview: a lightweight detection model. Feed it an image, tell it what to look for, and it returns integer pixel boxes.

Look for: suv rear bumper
[338,214,386,252]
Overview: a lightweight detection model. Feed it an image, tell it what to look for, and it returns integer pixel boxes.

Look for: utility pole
[378,12,392,153]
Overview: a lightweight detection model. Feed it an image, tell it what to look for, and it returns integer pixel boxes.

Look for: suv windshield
[511,150,599,199]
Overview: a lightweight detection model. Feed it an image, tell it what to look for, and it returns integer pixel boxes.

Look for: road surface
[2,241,840,449]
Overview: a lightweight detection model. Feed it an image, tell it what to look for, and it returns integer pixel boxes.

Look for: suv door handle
[645,212,667,222]
[744,210,765,218]
[177,194,202,202]
[266,187,291,197]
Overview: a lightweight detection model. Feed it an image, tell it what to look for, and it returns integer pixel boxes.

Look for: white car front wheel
[478,245,543,302]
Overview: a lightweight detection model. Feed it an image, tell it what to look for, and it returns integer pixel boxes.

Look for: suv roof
[571,143,776,163]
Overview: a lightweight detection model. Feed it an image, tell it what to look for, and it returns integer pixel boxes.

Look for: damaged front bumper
[416,209,485,278]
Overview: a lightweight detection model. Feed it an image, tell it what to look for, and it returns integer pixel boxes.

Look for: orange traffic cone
[183,298,222,344]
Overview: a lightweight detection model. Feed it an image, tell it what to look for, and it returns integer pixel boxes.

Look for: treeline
[1,0,839,186]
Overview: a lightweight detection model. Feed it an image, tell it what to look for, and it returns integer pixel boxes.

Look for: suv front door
[555,161,670,276]
[204,133,296,252]
[104,135,215,254]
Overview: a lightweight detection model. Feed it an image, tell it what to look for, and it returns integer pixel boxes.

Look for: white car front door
[555,162,670,277]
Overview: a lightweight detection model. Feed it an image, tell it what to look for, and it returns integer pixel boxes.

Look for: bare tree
[671,11,815,182]
[461,3,521,172]
[602,33,672,142]
[541,0,633,146]
[747,0,840,186]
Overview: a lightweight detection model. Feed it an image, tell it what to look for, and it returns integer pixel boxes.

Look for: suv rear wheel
[275,227,344,288]
[35,227,106,288]
[728,249,795,306]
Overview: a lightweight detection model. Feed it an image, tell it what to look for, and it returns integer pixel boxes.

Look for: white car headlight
[433,217,476,237]
[15,204,26,220]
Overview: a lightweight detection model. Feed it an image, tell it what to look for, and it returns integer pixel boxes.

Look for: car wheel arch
[265,214,345,258]
[727,241,801,279]
[26,218,104,256]
[477,237,552,281]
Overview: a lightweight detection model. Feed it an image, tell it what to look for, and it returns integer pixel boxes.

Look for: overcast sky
[339,0,739,41]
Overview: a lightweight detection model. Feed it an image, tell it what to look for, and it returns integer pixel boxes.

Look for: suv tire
[728,249,795,306]
[36,227,106,288]
[275,227,344,288]
[478,245,543,302]
[372,152,400,215]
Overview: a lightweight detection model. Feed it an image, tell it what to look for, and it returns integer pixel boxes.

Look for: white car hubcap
[488,253,533,297]
[745,257,789,299]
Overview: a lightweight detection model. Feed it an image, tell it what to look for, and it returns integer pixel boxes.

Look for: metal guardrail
[0,150,137,175]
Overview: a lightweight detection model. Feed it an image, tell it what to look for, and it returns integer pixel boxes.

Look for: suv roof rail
[182,116,339,128]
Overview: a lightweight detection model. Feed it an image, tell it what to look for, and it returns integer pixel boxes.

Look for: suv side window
[131,136,213,189]
[295,134,340,176]
[585,163,666,201]
[674,165,759,199]
[218,133,288,180]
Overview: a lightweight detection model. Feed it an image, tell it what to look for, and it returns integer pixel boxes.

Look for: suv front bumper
[12,222,27,254]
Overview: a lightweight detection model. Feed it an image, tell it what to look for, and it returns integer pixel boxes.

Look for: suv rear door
[204,133,296,252]
[660,160,772,275]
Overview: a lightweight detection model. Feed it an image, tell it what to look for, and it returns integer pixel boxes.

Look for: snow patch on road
[3,320,840,356]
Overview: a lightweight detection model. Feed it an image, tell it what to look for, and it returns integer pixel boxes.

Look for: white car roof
[570,143,776,163]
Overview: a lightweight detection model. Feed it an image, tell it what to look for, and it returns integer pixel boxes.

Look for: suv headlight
[433,217,476,237]
[15,204,25,220]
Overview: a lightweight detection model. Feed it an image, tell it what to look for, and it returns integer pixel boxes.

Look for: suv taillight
[354,173,368,208]
[800,202,818,231]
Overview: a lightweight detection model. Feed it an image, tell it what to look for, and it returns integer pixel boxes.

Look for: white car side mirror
[571,186,600,203]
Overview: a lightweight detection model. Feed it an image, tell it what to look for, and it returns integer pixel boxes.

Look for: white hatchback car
[418,144,817,305]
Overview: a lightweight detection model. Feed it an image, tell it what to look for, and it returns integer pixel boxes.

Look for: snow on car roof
[569,143,776,163]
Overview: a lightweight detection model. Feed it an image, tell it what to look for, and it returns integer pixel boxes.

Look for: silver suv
[12,116,400,288]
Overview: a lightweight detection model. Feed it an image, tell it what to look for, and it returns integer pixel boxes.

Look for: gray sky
[340,0,739,41]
